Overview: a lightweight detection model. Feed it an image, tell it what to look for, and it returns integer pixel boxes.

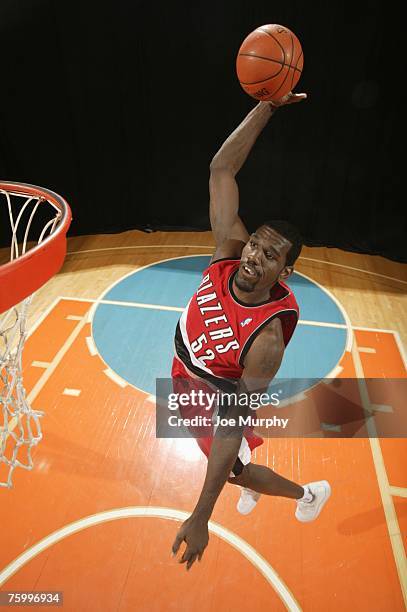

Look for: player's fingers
[180,547,193,564]
[172,533,184,556]
[186,554,198,570]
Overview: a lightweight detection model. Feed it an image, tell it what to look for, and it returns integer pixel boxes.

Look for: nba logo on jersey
[240,317,253,327]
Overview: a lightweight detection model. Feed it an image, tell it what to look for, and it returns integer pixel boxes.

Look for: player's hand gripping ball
[236,24,303,102]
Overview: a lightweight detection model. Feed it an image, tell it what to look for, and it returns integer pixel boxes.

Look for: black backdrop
[0,0,405,261]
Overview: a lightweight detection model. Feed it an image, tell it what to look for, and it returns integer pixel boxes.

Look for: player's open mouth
[241,263,258,278]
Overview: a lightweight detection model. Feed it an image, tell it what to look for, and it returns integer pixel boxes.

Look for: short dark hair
[261,219,303,266]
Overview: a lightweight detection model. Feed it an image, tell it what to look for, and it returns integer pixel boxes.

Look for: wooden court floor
[1,230,406,611]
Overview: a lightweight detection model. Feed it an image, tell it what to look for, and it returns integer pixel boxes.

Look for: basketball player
[171,93,331,569]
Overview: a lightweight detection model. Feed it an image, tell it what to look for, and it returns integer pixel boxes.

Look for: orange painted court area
[1,298,406,611]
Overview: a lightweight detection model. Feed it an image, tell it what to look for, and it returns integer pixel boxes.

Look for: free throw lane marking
[31,361,51,368]
[7,315,88,435]
[62,388,81,397]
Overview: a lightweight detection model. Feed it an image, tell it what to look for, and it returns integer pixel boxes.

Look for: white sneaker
[295,480,331,523]
[237,487,261,515]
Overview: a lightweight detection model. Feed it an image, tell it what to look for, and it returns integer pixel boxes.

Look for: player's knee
[227,463,251,486]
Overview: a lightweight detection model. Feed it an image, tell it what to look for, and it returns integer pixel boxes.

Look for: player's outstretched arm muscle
[209,168,248,249]
[171,318,284,569]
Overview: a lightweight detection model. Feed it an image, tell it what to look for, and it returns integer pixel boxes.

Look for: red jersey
[174,258,299,385]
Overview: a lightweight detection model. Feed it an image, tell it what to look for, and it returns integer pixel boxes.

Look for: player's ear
[279,266,293,280]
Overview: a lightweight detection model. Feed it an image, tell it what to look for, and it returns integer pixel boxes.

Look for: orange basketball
[236,24,304,102]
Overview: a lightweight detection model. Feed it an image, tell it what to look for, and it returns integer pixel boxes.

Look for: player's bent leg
[227,463,262,515]
[192,426,330,520]
[228,464,331,521]
[229,462,304,498]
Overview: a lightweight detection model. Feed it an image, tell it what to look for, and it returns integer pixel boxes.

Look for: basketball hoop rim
[0,181,72,314]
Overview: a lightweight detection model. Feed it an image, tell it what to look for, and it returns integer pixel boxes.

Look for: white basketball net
[0,188,61,488]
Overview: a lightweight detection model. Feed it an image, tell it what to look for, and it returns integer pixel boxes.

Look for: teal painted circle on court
[92,256,348,396]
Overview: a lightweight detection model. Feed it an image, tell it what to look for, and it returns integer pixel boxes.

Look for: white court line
[371,404,393,413]
[27,297,62,338]
[60,297,95,303]
[66,244,407,285]
[351,336,407,606]
[299,319,347,329]
[0,507,302,611]
[85,254,211,326]
[69,297,349,329]
[59,298,404,356]
[95,299,184,313]
[86,335,97,356]
[81,298,348,331]
[104,368,127,388]
[66,245,215,255]
[26,318,88,405]
[71,252,354,360]
[358,347,376,354]
[67,244,407,285]
[322,365,343,380]
[61,296,404,340]
[294,270,353,353]
[66,315,83,321]
[353,325,400,334]
[393,331,407,369]
[87,301,97,323]
[389,487,407,499]
[353,328,406,369]
[299,256,407,285]
[7,312,88,433]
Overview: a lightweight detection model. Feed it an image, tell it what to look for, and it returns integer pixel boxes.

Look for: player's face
[235,225,293,293]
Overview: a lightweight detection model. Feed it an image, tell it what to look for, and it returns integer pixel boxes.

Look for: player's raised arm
[171,318,284,569]
[209,93,307,259]
[209,102,274,252]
